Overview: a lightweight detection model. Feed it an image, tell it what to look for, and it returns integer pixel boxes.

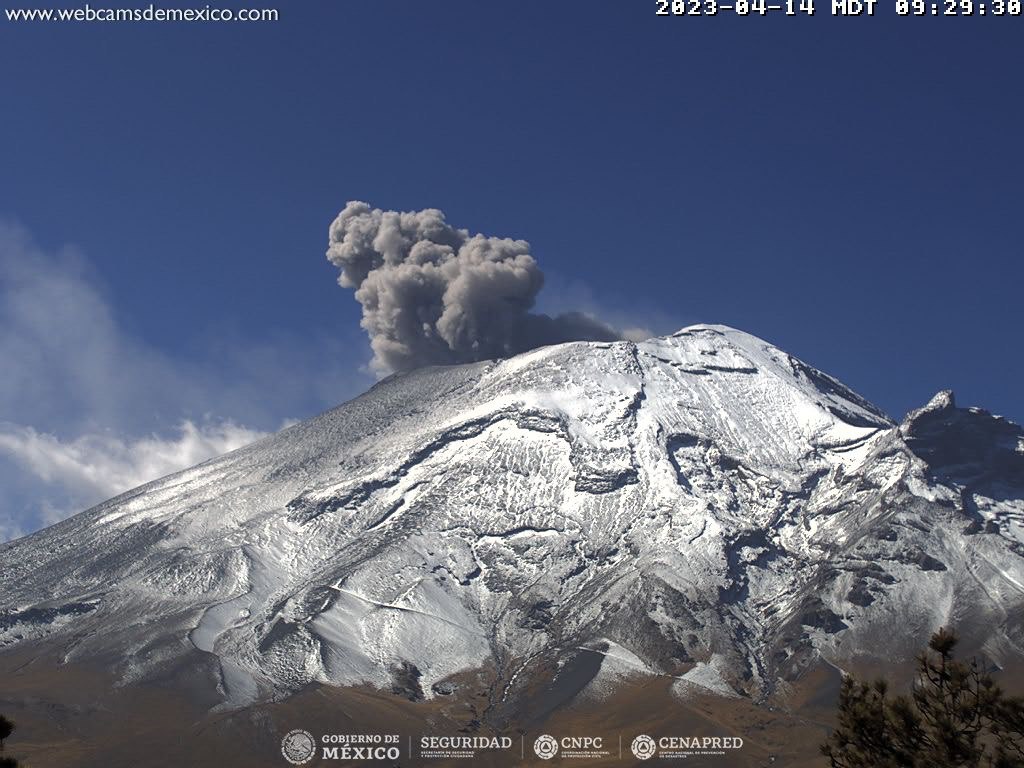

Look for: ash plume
[326,201,620,374]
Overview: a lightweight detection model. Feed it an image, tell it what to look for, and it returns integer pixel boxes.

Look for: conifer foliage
[0,714,19,768]
[822,628,1024,767]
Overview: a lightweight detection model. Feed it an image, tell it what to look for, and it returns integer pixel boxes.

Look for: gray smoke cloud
[327,201,621,374]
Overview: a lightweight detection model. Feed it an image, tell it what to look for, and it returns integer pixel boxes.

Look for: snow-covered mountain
[2,325,1023,718]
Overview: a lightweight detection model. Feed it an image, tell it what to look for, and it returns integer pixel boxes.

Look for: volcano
[2,325,1023,767]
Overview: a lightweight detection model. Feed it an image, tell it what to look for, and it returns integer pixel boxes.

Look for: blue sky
[0,2,1021,538]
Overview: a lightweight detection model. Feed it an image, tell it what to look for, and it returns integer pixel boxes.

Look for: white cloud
[0,518,26,544]
[0,222,371,437]
[0,221,372,541]
[0,420,267,505]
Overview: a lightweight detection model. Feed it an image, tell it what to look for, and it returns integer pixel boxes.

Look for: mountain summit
[2,325,1022,726]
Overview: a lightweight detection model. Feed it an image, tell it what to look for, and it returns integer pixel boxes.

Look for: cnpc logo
[533,734,559,760]
[533,734,605,759]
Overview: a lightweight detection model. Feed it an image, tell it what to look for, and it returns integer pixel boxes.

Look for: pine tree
[0,714,19,768]
[821,628,1024,767]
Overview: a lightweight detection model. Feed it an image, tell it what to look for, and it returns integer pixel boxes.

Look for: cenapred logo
[281,729,316,765]
[533,734,559,760]
[633,734,744,760]
[631,734,657,760]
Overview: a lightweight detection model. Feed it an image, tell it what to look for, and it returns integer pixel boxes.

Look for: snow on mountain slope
[1,324,1022,714]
